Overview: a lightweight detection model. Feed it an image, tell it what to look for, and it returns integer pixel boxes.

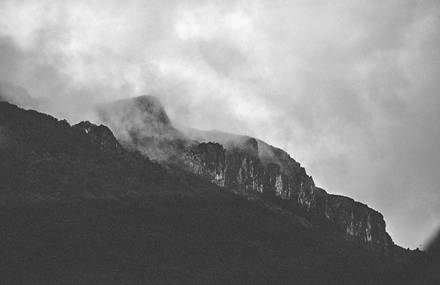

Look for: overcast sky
[1,0,439,248]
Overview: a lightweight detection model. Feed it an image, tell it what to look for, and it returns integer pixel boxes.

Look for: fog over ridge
[1,0,439,249]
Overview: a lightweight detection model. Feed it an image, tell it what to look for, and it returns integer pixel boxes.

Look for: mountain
[97,95,399,256]
[0,101,163,204]
[0,100,427,284]
[96,96,192,161]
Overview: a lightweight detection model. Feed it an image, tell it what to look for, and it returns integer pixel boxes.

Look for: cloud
[0,0,439,248]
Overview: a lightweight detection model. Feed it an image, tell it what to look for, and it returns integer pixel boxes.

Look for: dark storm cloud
[0,0,439,248]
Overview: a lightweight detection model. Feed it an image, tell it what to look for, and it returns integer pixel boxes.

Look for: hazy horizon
[1,0,439,249]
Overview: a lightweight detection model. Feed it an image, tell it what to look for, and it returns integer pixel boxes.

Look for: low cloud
[1,0,439,248]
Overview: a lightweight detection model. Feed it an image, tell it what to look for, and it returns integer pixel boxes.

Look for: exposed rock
[184,137,316,207]
[315,187,394,251]
[181,128,394,253]
[183,142,226,186]
[185,136,393,252]
[0,99,424,285]
[95,96,398,253]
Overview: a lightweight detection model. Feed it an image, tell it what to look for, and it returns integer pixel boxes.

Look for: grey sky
[1,0,439,248]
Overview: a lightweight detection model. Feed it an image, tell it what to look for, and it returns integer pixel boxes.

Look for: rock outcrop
[183,136,393,252]
[314,188,394,251]
[0,96,421,285]
[183,142,227,186]
[96,95,396,253]
[184,138,315,209]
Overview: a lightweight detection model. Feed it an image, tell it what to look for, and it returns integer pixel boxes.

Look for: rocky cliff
[314,188,394,251]
[0,99,413,284]
[96,95,396,253]
[184,137,393,252]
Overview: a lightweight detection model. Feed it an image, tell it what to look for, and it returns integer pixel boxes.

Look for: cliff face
[96,96,395,252]
[183,137,392,251]
[183,142,227,186]
[0,97,420,284]
[184,139,315,208]
[315,188,393,251]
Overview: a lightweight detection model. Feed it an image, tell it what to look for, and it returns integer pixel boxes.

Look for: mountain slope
[97,95,398,255]
[0,101,415,284]
[0,101,163,204]
[96,96,192,161]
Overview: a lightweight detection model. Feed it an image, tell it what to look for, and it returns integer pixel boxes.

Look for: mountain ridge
[0,99,427,284]
[96,95,400,256]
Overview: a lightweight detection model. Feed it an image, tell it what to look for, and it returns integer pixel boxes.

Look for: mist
[1,0,439,249]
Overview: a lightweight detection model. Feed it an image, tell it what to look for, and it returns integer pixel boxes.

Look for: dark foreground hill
[0,101,431,284]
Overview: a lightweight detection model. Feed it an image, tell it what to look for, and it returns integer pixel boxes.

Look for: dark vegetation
[402,232,440,284]
[0,101,435,284]
[0,199,407,285]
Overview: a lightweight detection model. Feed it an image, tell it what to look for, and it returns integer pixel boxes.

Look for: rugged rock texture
[183,142,226,186]
[184,136,393,251]
[184,139,315,209]
[96,96,396,253]
[315,188,394,251]
[1,99,421,284]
